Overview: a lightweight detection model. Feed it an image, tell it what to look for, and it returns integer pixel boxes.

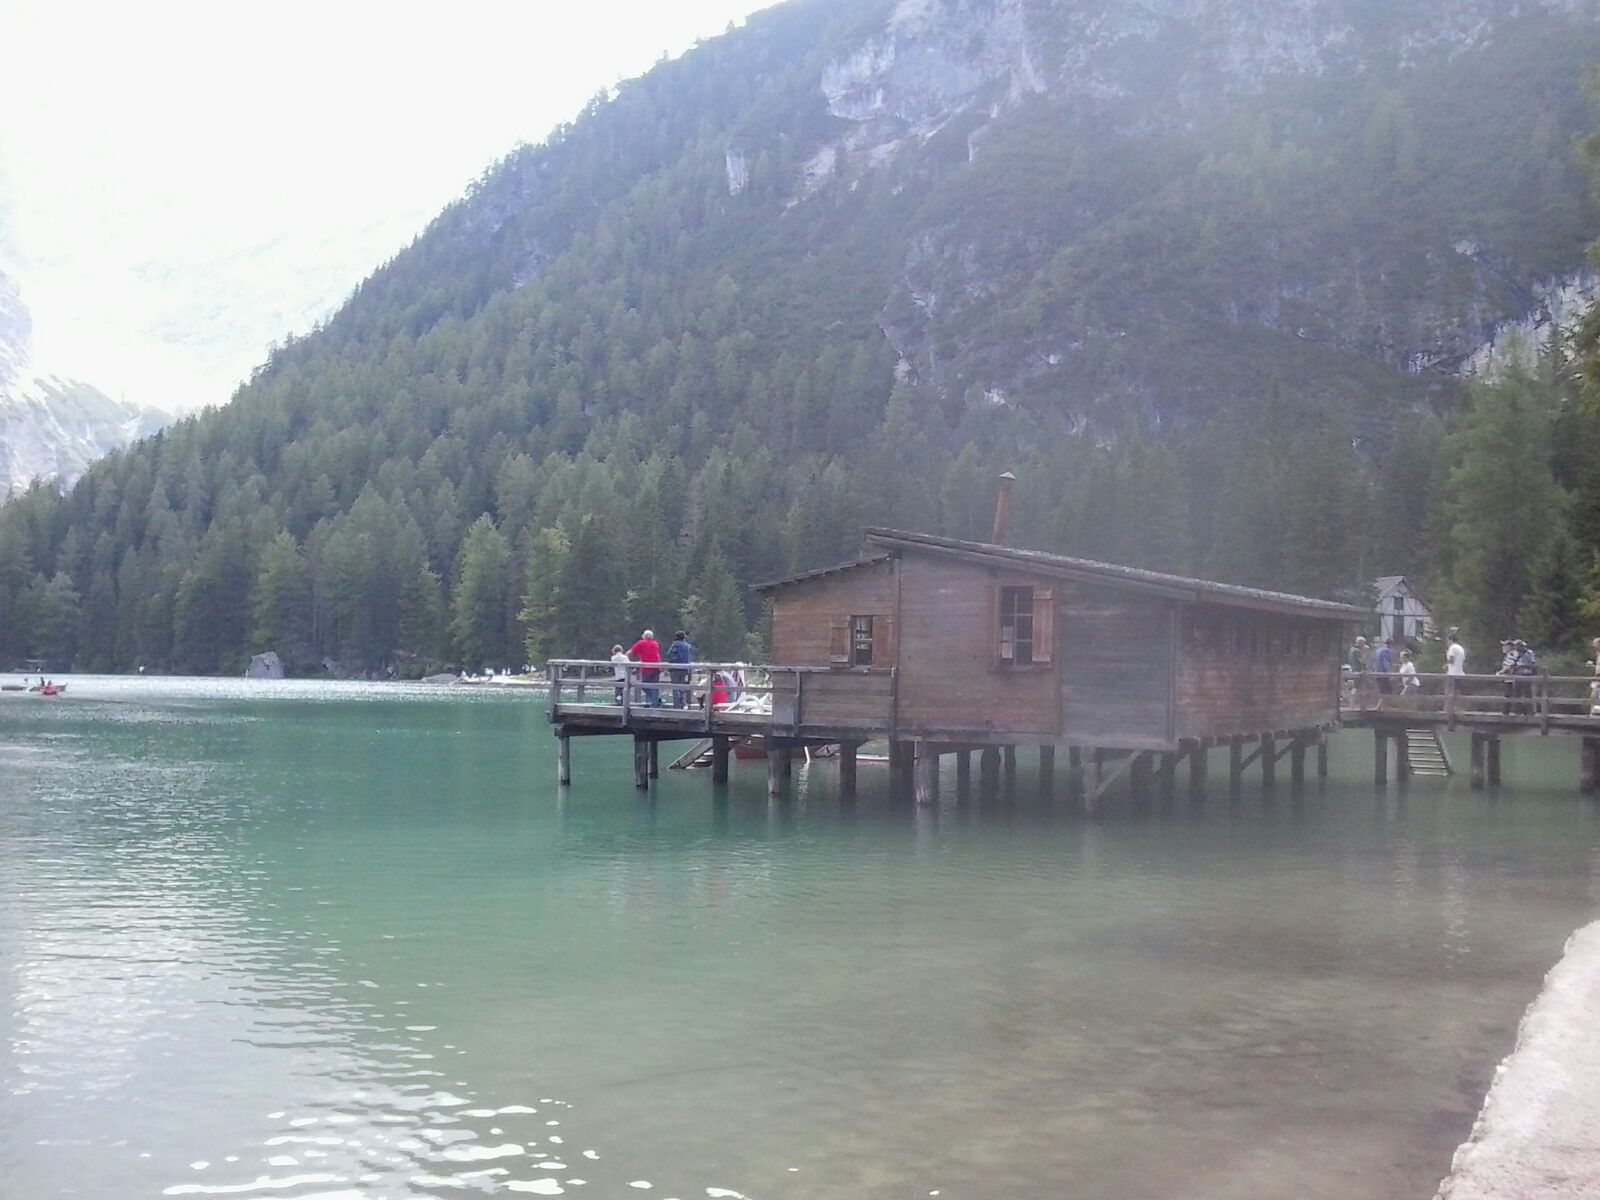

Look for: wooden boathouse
[549,523,1366,808]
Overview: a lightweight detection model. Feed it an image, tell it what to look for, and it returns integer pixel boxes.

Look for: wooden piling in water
[711,736,730,784]
[838,741,858,798]
[1487,737,1502,787]
[767,744,786,796]
[1316,735,1329,779]
[648,740,660,779]
[557,734,572,786]
[1038,745,1056,801]
[1187,741,1207,800]
[1374,729,1388,786]
[1228,737,1244,796]
[980,746,1001,798]
[1260,735,1277,789]
[634,738,651,790]
[956,749,972,798]
[1002,745,1017,791]
[1289,736,1305,786]
[914,741,940,806]
[1470,733,1486,790]
[1582,738,1600,793]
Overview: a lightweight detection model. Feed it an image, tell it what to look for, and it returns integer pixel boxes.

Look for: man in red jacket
[628,629,662,707]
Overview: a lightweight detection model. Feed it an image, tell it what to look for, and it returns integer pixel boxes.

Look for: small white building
[1373,576,1433,644]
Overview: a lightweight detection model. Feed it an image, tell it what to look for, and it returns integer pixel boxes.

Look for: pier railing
[1340,670,1600,730]
[546,658,895,735]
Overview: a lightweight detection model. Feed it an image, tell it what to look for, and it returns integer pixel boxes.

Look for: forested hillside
[4,0,1600,675]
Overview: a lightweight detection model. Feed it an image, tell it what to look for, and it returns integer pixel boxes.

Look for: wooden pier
[1340,671,1600,791]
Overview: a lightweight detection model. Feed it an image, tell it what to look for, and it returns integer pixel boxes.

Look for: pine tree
[249,531,312,664]
[683,545,746,660]
[1520,530,1584,655]
[518,526,570,666]
[451,515,513,670]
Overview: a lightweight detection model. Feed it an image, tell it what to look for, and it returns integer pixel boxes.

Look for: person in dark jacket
[665,630,694,709]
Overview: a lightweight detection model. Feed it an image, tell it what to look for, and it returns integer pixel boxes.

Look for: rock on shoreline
[1434,920,1600,1198]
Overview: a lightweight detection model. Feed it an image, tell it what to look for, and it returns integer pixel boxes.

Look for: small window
[999,585,1034,666]
[850,615,875,667]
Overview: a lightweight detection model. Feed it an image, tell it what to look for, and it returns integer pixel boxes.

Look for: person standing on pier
[1373,637,1395,699]
[628,629,663,707]
[665,630,694,709]
[610,644,629,705]
[1445,627,1466,714]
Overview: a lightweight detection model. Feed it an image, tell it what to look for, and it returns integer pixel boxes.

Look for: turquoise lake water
[2,677,1598,1200]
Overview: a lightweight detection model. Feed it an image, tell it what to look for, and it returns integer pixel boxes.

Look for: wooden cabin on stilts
[549,474,1367,809]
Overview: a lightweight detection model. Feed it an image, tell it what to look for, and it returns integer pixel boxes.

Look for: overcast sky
[0,0,773,411]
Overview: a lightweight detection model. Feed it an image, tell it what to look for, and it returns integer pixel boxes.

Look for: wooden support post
[1395,731,1411,783]
[1130,752,1153,804]
[839,741,858,798]
[1092,748,1107,800]
[1582,738,1600,794]
[1290,737,1306,786]
[648,740,660,779]
[557,734,572,786]
[634,738,651,790]
[781,745,793,778]
[914,741,940,807]
[768,744,786,797]
[956,750,972,798]
[1158,752,1176,804]
[1187,741,1207,800]
[980,746,1001,797]
[1469,733,1485,790]
[1373,729,1388,786]
[1487,737,1502,787]
[1002,745,1018,791]
[1228,737,1243,796]
[1038,745,1056,801]
[1260,735,1277,789]
[888,741,910,795]
[1316,735,1329,779]
[1067,746,1083,808]
[711,736,730,784]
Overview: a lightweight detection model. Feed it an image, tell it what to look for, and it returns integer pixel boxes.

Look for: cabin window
[994,584,1053,668]
[850,616,875,666]
[999,586,1033,665]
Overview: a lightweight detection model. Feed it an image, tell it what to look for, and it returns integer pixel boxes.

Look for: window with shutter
[1032,588,1054,665]
[829,618,850,666]
[850,615,875,666]
[873,617,896,667]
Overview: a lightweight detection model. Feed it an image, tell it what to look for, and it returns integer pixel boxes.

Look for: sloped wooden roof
[758,529,1364,620]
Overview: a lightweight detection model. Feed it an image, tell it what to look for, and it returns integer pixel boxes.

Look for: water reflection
[2,678,1599,1200]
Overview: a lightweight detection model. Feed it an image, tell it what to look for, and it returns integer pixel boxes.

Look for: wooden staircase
[1405,728,1452,778]
[668,739,715,770]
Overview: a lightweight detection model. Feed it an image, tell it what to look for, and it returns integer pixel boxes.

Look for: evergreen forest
[4,0,1600,676]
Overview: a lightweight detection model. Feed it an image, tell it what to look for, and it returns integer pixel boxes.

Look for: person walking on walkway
[628,629,663,707]
[1513,639,1538,715]
[1445,627,1466,715]
[1399,649,1420,697]
[1373,638,1395,696]
[610,644,629,705]
[665,630,694,709]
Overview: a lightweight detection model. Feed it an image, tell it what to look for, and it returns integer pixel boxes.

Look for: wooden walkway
[1339,671,1600,790]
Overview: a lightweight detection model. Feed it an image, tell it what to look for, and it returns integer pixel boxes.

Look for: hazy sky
[0,0,773,411]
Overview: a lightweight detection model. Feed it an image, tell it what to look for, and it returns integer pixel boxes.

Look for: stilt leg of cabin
[980,747,1001,798]
[711,736,730,784]
[888,741,909,795]
[914,741,940,807]
[1487,737,1502,787]
[1157,753,1176,805]
[1290,737,1306,787]
[1002,745,1018,792]
[634,738,651,790]
[1395,731,1411,783]
[648,740,660,779]
[1374,729,1388,787]
[1228,737,1244,797]
[955,750,972,799]
[1316,735,1329,779]
[1130,753,1153,804]
[1581,738,1600,793]
[780,746,793,778]
[557,734,572,786]
[767,745,786,797]
[1067,746,1084,808]
[1260,735,1277,789]
[838,741,858,799]
[1038,745,1056,801]
[1188,741,1207,800]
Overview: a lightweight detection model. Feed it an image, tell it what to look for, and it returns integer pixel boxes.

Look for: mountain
[4,0,1600,674]
[0,266,170,493]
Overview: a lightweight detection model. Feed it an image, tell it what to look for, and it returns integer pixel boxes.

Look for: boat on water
[27,683,67,696]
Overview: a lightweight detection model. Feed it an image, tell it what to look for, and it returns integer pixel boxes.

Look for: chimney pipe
[991,471,1016,544]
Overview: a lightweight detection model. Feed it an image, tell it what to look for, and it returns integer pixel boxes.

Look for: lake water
[2,678,1599,1200]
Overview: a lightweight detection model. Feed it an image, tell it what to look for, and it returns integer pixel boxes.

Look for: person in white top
[610,644,629,705]
[1399,649,1420,695]
[1443,626,1466,712]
